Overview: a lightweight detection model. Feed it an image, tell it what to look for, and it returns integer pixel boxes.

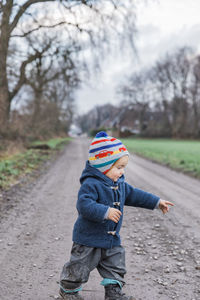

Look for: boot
[59,288,84,300]
[104,284,135,300]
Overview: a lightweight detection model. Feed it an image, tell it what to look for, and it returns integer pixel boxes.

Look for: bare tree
[21,36,83,136]
[116,46,200,138]
[0,0,137,134]
[77,44,200,139]
[152,47,192,137]
[117,72,151,134]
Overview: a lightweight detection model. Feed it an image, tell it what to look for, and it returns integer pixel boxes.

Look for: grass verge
[121,138,200,178]
[0,137,71,190]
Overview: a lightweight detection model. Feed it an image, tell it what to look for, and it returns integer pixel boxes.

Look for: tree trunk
[0,1,12,134]
[162,100,172,136]
[191,94,200,137]
[0,81,10,133]
[32,90,42,127]
[0,43,10,133]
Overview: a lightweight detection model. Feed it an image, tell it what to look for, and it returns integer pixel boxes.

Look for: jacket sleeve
[77,182,109,222]
[124,182,160,210]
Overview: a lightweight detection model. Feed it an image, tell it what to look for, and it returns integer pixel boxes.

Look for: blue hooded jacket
[72,161,160,249]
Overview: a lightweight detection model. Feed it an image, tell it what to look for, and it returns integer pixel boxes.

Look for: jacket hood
[80,160,125,186]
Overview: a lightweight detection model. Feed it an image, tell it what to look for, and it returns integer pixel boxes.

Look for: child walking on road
[59,131,174,300]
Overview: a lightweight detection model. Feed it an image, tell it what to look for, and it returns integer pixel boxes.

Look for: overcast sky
[76,0,200,115]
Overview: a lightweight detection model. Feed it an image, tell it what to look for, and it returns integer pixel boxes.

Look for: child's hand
[108,208,122,223]
[159,199,174,214]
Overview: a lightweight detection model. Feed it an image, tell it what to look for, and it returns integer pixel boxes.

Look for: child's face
[106,155,129,182]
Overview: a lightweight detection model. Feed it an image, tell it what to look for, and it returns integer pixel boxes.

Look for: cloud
[76,0,200,115]
[135,23,200,69]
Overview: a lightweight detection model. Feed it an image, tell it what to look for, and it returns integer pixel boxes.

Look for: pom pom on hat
[89,131,129,174]
[95,131,108,138]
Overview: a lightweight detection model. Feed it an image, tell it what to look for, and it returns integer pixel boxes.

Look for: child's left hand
[159,199,174,214]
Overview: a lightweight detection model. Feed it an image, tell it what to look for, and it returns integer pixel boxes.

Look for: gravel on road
[0,138,200,300]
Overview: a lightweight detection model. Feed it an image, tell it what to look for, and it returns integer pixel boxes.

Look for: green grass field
[30,137,71,149]
[121,138,200,178]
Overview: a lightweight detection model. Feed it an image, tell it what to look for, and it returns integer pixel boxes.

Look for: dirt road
[0,139,200,300]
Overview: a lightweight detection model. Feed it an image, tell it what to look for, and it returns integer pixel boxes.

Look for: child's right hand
[108,208,122,223]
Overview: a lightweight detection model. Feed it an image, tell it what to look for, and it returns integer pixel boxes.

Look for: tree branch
[9,44,50,101]
[11,21,67,37]
[9,0,55,34]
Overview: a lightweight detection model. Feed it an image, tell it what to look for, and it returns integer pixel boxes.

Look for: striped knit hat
[89,131,129,174]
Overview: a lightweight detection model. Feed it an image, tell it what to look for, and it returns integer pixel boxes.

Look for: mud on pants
[60,243,126,293]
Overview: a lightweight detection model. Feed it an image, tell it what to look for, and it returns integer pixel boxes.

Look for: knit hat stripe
[91,151,127,168]
[89,148,126,161]
[92,158,118,169]
[91,138,116,146]
[89,142,122,153]
[103,168,111,174]
[91,151,122,165]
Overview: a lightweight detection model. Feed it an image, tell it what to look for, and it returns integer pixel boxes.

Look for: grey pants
[60,243,126,290]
